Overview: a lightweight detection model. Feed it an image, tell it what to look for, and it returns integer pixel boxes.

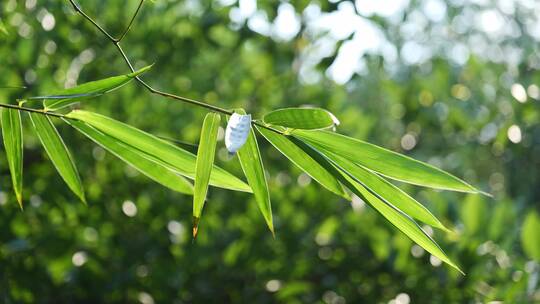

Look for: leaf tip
[130,64,154,77]
[16,193,23,210]
[445,258,465,275]
[478,190,493,198]
[441,225,455,234]
[269,225,276,239]
[192,216,200,239]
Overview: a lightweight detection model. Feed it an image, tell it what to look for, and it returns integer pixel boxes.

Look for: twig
[68,0,116,42]
[116,0,145,42]
[66,0,284,134]
[0,103,67,118]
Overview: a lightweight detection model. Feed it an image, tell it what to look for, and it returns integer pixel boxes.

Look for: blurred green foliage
[0,0,539,302]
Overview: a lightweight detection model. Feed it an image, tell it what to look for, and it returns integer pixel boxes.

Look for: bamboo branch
[65,0,284,134]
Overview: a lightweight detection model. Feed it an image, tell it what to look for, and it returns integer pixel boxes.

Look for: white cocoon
[225,113,251,153]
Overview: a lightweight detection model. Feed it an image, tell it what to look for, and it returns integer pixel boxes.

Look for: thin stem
[116,0,145,42]
[67,0,233,115]
[143,86,234,115]
[68,0,116,41]
[66,0,285,135]
[0,86,27,90]
[0,103,67,118]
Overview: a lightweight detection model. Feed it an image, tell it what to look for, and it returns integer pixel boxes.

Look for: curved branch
[66,0,283,134]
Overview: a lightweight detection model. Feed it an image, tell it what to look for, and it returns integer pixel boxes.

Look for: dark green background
[0,0,539,303]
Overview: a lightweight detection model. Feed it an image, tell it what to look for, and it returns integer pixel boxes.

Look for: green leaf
[157,136,198,154]
[521,211,540,261]
[66,110,251,193]
[263,108,339,130]
[293,139,462,273]
[341,172,462,272]
[235,110,273,235]
[65,119,193,195]
[1,108,23,208]
[321,150,450,232]
[29,113,86,203]
[33,65,152,111]
[192,113,221,238]
[256,126,349,199]
[293,129,479,193]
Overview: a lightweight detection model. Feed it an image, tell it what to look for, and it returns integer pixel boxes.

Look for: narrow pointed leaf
[340,172,462,272]
[293,129,479,193]
[66,110,251,193]
[33,65,152,111]
[293,139,462,272]
[29,113,86,203]
[256,126,349,199]
[235,110,273,234]
[263,108,339,130]
[322,150,450,232]
[193,113,221,237]
[65,119,193,194]
[1,108,23,208]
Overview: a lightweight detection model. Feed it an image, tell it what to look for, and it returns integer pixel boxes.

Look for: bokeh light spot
[122,200,138,217]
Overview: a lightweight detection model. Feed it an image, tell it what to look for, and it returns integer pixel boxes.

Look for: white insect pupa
[225,113,251,153]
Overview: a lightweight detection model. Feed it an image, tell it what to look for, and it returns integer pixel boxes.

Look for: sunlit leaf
[32,65,152,111]
[65,119,193,195]
[341,172,461,272]
[294,139,462,272]
[521,211,540,261]
[192,113,221,238]
[29,113,86,203]
[66,110,251,192]
[321,150,450,232]
[263,108,339,130]
[235,110,273,234]
[157,135,198,154]
[293,129,480,193]
[256,126,349,199]
[1,108,23,208]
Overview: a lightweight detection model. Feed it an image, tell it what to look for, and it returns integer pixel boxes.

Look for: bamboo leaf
[340,172,462,272]
[293,129,480,194]
[235,110,273,235]
[322,150,450,232]
[263,108,339,130]
[256,126,349,199]
[32,65,152,111]
[293,139,462,272]
[1,108,23,208]
[66,110,251,193]
[29,113,86,203]
[157,136,198,154]
[65,119,193,195]
[192,113,221,238]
